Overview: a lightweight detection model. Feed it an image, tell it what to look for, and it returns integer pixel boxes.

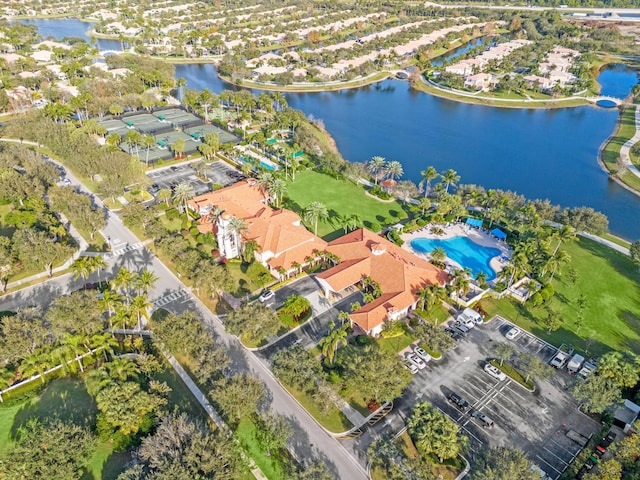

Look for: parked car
[471,410,494,428]
[258,290,275,303]
[445,327,463,340]
[457,314,476,329]
[403,361,418,374]
[567,353,585,375]
[61,178,72,186]
[505,327,522,340]
[484,363,507,381]
[406,353,426,370]
[448,392,469,412]
[413,346,432,363]
[460,307,483,325]
[452,321,470,334]
[550,350,570,369]
[577,362,597,380]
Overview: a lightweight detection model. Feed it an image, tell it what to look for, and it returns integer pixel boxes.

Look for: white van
[457,314,476,329]
[462,308,483,325]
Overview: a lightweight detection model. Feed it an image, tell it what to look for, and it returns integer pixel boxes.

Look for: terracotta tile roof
[189,180,326,270]
[318,228,448,333]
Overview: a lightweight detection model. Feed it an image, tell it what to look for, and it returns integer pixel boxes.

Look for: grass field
[236,417,287,480]
[601,105,639,192]
[285,170,409,240]
[281,383,353,433]
[480,237,640,356]
[0,359,209,479]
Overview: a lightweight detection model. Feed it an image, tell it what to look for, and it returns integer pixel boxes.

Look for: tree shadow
[11,378,96,439]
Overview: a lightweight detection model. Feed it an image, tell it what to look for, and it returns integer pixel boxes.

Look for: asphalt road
[0,156,369,480]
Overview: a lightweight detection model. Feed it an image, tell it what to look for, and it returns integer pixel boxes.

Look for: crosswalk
[109,242,144,258]
[153,288,190,308]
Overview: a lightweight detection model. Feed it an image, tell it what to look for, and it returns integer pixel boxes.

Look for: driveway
[347,317,600,479]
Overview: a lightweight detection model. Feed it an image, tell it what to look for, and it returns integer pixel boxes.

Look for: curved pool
[410,236,501,281]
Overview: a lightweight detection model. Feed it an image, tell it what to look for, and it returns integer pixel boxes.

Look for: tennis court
[98,118,129,137]
[184,124,238,144]
[153,108,202,128]
[121,113,171,134]
[154,131,201,155]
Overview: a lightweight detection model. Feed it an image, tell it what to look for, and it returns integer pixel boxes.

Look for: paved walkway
[619,105,640,179]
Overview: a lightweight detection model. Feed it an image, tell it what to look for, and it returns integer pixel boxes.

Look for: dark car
[445,328,463,340]
[448,393,469,412]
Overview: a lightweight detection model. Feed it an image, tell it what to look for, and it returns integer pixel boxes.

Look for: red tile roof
[317,228,448,333]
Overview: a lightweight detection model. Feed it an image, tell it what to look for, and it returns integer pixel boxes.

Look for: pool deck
[400,223,511,277]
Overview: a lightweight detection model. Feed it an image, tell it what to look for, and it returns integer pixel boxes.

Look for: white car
[258,290,275,303]
[505,327,522,340]
[406,353,426,370]
[413,346,432,363]
[484,363,507,381]
[403,361,419,374]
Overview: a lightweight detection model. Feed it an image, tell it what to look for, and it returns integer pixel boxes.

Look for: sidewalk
[620,105,640,180]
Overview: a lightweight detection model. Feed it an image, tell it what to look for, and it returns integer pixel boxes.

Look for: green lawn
[377,329,417,355]
[601,105,638,192]
[225,260,272,298]
[414,304,452,325]
[280,383,353,433]
[236,417,288,480]
[0,203,15,237]
[285,170,410,240]
[480,237,640,356]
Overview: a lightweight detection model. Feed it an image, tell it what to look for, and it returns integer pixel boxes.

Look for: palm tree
[142,134,155,167]
[105,357,140,382]
[171,138,186,159]
[256,171,274,201]
[70,257,91,283]
[89,332,119,363]
[547,249,570,282]
[367,156,386,185]
[304,202,328,236]
[419,166,439,198]
[61,334,87,373]
[20,352,52,384]
[320,325,349,364]
[430,247,447,263]
[268,178,287,207]
[98,290,123,326]
[475,271,488,287]
[112,267,136,301]
[552,225,577,255]
[452,268,471,297]
[157,188,172,206]
[172,182,194,219]
[113,306,131,332]
[129,294,153,331]
[417,197,431,216]
[384,160,404,181]
[134,269,159,295]
[495,343,514,366]
[88,256,107,284]
[441,169,460,194]
[124,129,142,156]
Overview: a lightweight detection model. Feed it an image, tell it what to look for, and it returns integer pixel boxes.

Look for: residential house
[316,229,448,336]
[464,73,498,91]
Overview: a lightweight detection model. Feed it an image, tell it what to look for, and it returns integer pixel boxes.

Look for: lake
[23,18,640,241]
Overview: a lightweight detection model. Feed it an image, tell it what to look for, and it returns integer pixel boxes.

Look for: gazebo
[466,218,483,228]
[490,228,507,240]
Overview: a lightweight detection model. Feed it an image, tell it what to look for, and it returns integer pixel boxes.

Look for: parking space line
[542,445,571,467]
[536,455,563,477]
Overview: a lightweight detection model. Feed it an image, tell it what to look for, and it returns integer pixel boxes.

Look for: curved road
[0,142,368,480]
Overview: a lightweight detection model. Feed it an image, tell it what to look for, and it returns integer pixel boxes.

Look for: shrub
[156,159,164,166]
[529,292,543,307]
[165,208,179,220]
[368,222,381,233]
[181,220,191,230]
[369,185,391,200]
[213,183,224,190]
[196,233,205,243]
[416,218,427,227]
[356,334,374,346]
[189,227,199,236]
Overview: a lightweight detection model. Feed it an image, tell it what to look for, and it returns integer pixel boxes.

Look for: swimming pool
[410,236,501,281]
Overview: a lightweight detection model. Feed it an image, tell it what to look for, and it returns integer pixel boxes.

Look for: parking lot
[146,161,245,197]
[396,316,600,479]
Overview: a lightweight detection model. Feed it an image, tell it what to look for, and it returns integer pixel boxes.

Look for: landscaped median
[489,359,535,392]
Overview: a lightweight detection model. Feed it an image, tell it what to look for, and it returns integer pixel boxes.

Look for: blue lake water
[597,64,639,99]
[431,37,487,67]
[19,18,122,52]
[411,236,501,280]
[22,18,640,241]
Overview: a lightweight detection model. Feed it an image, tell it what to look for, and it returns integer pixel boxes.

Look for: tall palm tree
[112,267,136,302]
[441,169,460,194]
[98,290,123,331]
[134,269,159,295]
[320,325,349,364]
[417,197,431,216]
[304,202,328,236]
[384,160,404,181]
[419,166,439,198]
[89,332,119,363]
[142,134,155,167]
[172,182,194,220]
[268,178,287,208]
[430,247,447,263]
[70,257,91,283]
[61,334,87,373]
[228,216,247,242]
[367,156,386,186]
[256,171,274,201]
[129,294,153,331]
[157,188,172,206]
[552,225,577,255]
[88,256,107,284]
